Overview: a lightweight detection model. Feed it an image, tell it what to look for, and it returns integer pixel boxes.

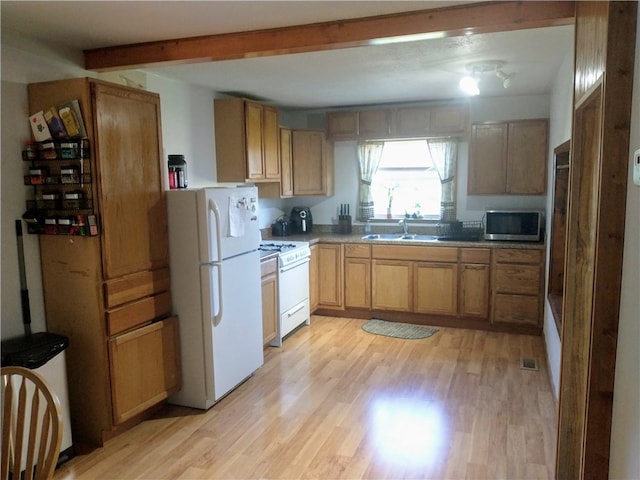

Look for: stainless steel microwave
[484,210,543,242]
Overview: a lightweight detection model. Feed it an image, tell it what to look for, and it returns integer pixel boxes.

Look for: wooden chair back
[1,366,63,480]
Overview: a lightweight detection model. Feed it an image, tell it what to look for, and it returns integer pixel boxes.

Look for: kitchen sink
[401,234,438,241]
[360,233,437,241]
[360,233,403,240]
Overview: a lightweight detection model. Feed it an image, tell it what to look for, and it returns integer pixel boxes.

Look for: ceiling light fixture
[459,60,514,95]
[459,75,480,96]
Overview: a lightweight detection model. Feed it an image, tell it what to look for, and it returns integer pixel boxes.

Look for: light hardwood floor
[54,315,557,479]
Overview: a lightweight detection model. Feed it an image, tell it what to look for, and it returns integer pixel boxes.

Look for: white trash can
[1,332,74,466]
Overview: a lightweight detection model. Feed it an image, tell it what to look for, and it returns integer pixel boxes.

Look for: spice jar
[26,140,37,160]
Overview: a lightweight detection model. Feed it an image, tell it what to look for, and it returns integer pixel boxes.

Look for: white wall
[609,10,640,479]
[1,81,48,338]
[0,31,219,339]
[1,30,89,339]
[542,46,575,399]
[145,74,217,188]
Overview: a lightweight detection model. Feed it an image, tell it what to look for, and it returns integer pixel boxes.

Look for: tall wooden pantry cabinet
[27,78,181,446]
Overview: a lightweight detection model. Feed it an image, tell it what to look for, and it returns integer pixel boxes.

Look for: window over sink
[361,138,457,221]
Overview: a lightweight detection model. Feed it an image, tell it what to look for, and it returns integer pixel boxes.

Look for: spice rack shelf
[23,139,99,236]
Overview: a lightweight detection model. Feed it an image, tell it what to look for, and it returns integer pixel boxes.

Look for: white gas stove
[259,241,311,268]
[259,240,311,346]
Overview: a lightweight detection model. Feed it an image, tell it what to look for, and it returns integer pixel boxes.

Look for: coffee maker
[290,207,313,234]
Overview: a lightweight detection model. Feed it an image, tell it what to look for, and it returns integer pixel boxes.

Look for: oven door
[278,258,310,313]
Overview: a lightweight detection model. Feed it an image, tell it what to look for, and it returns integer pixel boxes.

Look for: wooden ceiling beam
[84,1,575,71]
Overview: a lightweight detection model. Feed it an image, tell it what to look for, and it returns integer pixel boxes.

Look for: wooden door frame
[556,2,637,478]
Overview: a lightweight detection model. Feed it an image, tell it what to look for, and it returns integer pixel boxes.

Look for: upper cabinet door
[93,83,168,279]
[506,120,548,194]
[429,105,469,135]
[358,110,391,138]
[279,127,293,197]
[327,111,358,140]
[468,123,508,195]
[292,130,331,196]
[245,101,265,180]
[392,106,430,137]
[262,105,280,180]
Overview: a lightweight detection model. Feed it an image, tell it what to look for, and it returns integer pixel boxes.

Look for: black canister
[168,154,188,189]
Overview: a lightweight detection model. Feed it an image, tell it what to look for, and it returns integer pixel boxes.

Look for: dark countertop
[262,231,545,250]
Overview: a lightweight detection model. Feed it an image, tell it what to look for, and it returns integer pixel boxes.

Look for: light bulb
[459,75,479,96]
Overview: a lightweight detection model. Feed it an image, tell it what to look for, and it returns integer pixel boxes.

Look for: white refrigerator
[166,184,263,409]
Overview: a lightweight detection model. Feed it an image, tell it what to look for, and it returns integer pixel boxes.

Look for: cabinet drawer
[493,248,542,265]
[104,268,170,309]
[460,248,491,264]
[106,291,172,336]
[261,257,278,277]
[494,264,541,295]
[372,245,457,262]
[345,243,371,258]
[493,294,540,325]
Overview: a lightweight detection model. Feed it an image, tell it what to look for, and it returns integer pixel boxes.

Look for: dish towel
[229,196,248,237]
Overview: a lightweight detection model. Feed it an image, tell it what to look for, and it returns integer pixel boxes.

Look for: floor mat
[362,319,438,339]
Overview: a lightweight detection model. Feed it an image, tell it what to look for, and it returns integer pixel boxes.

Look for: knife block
[338,215,352,234]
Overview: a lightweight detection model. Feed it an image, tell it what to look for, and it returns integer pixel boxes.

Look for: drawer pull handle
[287,304,306,317]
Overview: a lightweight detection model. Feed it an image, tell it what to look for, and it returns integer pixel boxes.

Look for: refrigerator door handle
[209,199,225,326]
[211,261,224,326]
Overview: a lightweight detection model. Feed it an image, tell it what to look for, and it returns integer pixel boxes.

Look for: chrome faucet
[399,218,409,235]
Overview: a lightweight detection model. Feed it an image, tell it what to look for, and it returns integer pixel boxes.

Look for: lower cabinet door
[493,294,540,325]
[413,262,458,315]
[318,244,343,309]
[459,263,490,318]
[261,271,278,345]
[372,260,412,311]
[109,316,181,424]
[344,258,371,309]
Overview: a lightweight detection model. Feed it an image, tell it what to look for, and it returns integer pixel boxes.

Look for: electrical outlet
[634,149,640,186]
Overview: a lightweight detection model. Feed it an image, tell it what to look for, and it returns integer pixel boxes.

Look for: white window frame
[370,139,443,221]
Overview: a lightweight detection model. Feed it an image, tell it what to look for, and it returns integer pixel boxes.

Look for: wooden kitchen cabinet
[372,244,459,314]
[309,244,319,312]
[29,78,179,446]
[506,120,548,194]
[372,259,413,311]
[327,111,358,140]
[317,243,343,309]
[468,123,508,194]
[468,119,548,195]
[392,106,431,137]
[292,129,334,196]
[327,103,468,141]
[318,240,542,333]
[358,110,392,138]
[414,262,458,315]
[279,127,293,197]
[94,83,169,279]
[327,110,391,140]
[344,244,371,309]
[459,248,491,319]
[215,97,280,183]
[109,316,180,424]
[491,248,544,326]
[393,104,469,137]
[412,246,458,315]
[428,104,470,135]
[260,256,279,345]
